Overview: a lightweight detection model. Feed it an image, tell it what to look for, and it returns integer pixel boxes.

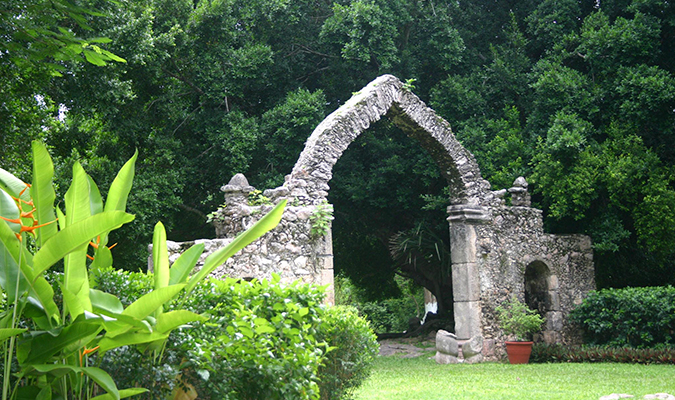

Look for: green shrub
[96,269,376,400]
[569,286,675,348]
[184,276,327,400]
[531,343,675,364]
[317,306,379,400]
[335,274,422,333]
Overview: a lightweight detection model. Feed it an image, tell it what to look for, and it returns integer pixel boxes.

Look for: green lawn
[354,355,675,400]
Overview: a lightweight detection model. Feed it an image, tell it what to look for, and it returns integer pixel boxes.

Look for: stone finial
[508,176,531,207]
[221,173,255,204]
[221,173,254,193]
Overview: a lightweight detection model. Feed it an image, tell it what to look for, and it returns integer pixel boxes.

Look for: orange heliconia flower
[0,183,56,241]
[87,235,118,261]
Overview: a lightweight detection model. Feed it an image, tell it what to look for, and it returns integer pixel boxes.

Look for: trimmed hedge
[531,343,675,364]
[569,286,675,348]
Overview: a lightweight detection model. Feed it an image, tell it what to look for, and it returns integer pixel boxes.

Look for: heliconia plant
[0,141,286,400]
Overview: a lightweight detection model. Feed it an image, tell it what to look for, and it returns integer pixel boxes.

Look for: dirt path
[378,337,435,358]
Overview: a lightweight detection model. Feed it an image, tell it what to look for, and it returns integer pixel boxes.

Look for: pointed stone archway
[283,75,499,339]
[286,75,492,206]
[168,75,595,358]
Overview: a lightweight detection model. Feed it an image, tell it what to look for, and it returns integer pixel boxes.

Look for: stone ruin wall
[160,74,596,361]
[158,174,335,304]
[475,205,595,358]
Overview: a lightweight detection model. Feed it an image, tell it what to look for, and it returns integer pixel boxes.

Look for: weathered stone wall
[160,75,595,361]
[474,201,594,359]
[159,174,335,304]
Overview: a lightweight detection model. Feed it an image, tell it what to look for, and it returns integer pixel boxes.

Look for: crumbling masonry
[164,75,595,358]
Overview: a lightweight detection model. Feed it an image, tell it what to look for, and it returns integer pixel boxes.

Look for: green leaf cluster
[569,286,675,348]
[496,297,545,341]
[0,142,285,399]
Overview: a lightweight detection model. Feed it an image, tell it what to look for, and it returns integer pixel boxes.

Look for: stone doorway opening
[328,115,455,332]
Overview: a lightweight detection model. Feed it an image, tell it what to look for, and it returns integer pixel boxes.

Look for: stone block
[462,335,483,358]
[452,263,480,302]
[435,330,459,356]
[542,330,561,344]
[450,224,477,264]
[546,291,560,311]
[546,311,564,331]
[435,352,459,365]
[547,274,559,290]
[454,301,482,340]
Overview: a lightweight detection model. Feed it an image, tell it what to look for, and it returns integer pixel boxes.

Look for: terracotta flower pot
[505,341,533,364]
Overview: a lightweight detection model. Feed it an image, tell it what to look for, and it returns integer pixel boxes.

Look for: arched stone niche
[525,261,551,315]
[163,75,595,359]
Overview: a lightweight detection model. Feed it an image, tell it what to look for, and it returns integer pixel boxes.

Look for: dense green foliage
[0,143,283,400]
[317,306,379,400]
[97,268,378,400]
[531,343,675,364]
[2,0,675,291]
[335,274,424,333]
[569,286,675,348]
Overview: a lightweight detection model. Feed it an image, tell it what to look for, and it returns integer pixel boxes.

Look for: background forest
[2,0,675,299]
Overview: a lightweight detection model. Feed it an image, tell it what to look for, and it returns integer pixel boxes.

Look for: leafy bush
[184,276,327,400]
[496,296,545,341]
[317,306,379,400]
[96,269,377,400]
[335,274,422,333]
[569,286,675,348]
[531,343,675,364]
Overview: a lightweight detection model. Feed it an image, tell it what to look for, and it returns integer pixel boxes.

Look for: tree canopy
[2,0,674,291]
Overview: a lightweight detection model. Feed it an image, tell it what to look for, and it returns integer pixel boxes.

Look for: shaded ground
[378,336,435,358]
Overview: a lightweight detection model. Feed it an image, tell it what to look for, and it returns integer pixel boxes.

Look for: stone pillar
[508,177,531,207]
[447,205,489,340]
[317,227,335,305]
[217,173,255,238]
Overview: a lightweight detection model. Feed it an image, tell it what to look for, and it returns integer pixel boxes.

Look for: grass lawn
[354,355,675,400]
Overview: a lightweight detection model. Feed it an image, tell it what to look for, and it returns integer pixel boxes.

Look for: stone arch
[282,74,497,340]
[165,74,596,354]
[287,75,492,206]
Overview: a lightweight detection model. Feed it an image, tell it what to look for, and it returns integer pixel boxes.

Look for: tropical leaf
[104,150,137,212]
[33,211,135,275]
[155,310,207,334]
[30,365,120,400]
[87,174,104,215]
[97,331,169,352]
[61,285,86,321]
[168,243,204,285]
[0,168,30,202]
[90,289,124,314]
[0,328,27,342]
[90,388,148,400]
[17,320,102,364]
[122,285,185,320]
[30,141,58,246]
[0,220,59,320]
[152,222,169,292]
[0,189,21,233]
